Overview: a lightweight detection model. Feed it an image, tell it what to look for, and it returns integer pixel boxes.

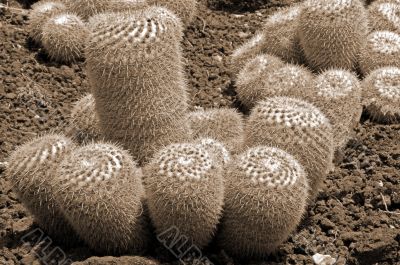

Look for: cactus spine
[86,7,191,164]
[244,97,334,200]
[146,0,197,26]
[5,134,78,244]
[42,13,89,63]
[218,146,309,258]
[143,143,224,248]
[362,66,400,123]
[298,0,368,71]
[52,143,149,254]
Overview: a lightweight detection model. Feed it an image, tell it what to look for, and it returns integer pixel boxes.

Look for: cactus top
[253,97,329,128]
[50,13,83,26]
[370,67,400,100]
[57,143,131,186]
[237,54,283,84]
[368,31,400,54]
[231,32,265,58]
[266,5,301,24]
[263,65,313,93]
[32,1,65,14]
[238,146,304,187]
[156,143,213,181]
[306,0,355,13]
[315,70,359,98]
[197,138,231,165]
[376,3,400,27]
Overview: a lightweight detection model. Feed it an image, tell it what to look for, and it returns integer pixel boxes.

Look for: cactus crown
[32,1,65,14]
[253,97,329,128]
[231,32,265,58]
[264,64,313,93]
[50,13,81,26]
[156,143,213,181]
[57,143,128,186]
[315,69,359,98]
[197,138,230,165]
[306,0,354,13]
[372,67,400,99]
[237,146,304,187]
[8,134,72,175]
[368,31,400,54]
[237,54,283,83]
[377,3,400,26]
[266,5,301,24]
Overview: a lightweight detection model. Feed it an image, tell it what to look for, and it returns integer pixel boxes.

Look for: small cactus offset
[5,134,78,245]
[52,142,149,254]
[229,4,303,76]
[28,0,66,44]
[86,7,191,164]
[236,63,314,109]
[308,69,362,150]
[368,2,400,34]
[298,0,368,71]
[65,94,100,143]
[147,0,197,26]
[187,108,245,153]
[143,143,224,248]
[218,146,309,258]
[244,97,334,200]
[362,67,400,123]
[359,31,400,75]
[42,13,89,63]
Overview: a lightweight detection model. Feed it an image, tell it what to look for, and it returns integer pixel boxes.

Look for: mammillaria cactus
[65,94,100,143]
[359,31,400,75]
[41,13,89,63]
[147,0,197,26]
[52,143,149,254]
[86,7,191,164]
[5,134,78,244]
[28,0,66,43]
[218,146,309,258]
[229,4,303,76]
[187,108,244,153]
[195,138,231,166]
[244,97,334,200]
[143,143,224,248]
[362,67,400,123]
[236,63,314,109]
[307,69,362,149]
[368,2,400,34]
[298,0,368,71]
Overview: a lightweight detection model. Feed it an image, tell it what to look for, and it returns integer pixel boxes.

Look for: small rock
[5,93,16,99]
[312,253,337,265]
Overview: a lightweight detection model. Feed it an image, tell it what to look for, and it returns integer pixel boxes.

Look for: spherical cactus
[41,13,89,63]
[146,0,197,26]
[187,108,244,153]
[244,97,334,200]
[5,134,78,244]
[307,69,362,149]
[229,4,303,76]
[86,7,191,164]
[28,0,66,43]
[106,0,148,13]
[52,142,149,254]
[143,143,224,248]
[359,31,400,75]
[362,67,400,123]
[236,63,314,109]
[65,94,100,143]
[368,2,400,34]
[298,0,368,71]
[195,138,231,166]
[217,146,309,258]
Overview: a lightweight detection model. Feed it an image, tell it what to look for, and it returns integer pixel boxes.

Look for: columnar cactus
[5,134,78,244]
[42,13,89,63]
[218,146,309,258]
[143,143,224,248]
[229,4,303,76]
[308,70,362,149]
[187,108,244,153]
[236,63,314,109]
[368,2,400,34]
[65,94,100,143]
[298,0,368,71]
[28,0,66,43]
[86,7,191,164]
[244,97,334,200]
[362,67,400,123]
[359,31,400,75]
[147,0,197,26]
[52,143,149,254]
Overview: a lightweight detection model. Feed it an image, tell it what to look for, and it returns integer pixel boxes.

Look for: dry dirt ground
[0,0,399,264]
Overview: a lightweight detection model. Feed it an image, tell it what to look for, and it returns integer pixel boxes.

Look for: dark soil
[0,0,399,264]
